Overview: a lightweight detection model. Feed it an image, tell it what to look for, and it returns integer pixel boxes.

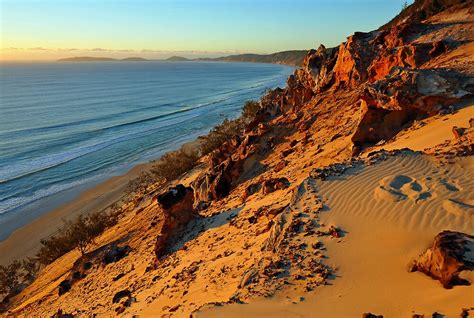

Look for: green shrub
[36,211,117,265]
[198,118,244,155]
[151,148,199,182]
[21,258,40,284]
[241,100,260,122]
[0,261,21,296]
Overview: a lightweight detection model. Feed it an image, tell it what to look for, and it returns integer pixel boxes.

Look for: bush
[21,258,40,284]
[151,148,199,182]
[241,100,260,122]
[198,100,260,156]
[36,211,117,265]
[126,171,164,196]
[198,118,244,155]
[0,261,21,296]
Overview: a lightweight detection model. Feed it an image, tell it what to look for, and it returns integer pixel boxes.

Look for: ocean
[0,61,293,238]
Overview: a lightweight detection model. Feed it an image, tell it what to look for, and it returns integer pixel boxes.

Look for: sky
[0,0,412,61]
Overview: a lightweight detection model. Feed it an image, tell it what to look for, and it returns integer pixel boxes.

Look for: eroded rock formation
[409,231,474,288]
[155,185,197,259]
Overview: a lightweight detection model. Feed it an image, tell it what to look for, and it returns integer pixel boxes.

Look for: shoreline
[0,136,202,266]
[0,159,154,265]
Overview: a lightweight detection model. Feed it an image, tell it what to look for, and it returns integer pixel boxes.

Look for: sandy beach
[0,160,154,266]
[2,1,473,317]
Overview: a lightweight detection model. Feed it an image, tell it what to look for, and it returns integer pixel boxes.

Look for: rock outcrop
[192,134,261,209]
[409,231,474,288]
[155,185,197,259]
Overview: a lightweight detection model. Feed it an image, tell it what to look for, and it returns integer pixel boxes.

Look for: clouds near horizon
[0,0,412,61]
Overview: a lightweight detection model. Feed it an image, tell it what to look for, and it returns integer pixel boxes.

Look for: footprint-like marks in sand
[375,175,433,203]
[375,174,473,216]
[442,198,474,216]
[439,178,462,192]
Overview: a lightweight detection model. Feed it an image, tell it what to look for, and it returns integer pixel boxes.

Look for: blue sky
[0,0,412,60]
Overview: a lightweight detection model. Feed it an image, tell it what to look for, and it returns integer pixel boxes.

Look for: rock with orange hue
[332,31,378,88]
[452,126,465,139]
[192,134,260,210]
[367,42,438,82]
[352,67,473,148]
[409,231,474,288]
[155,185,197,259]
[300,44,338,91]
[261,177,290,195]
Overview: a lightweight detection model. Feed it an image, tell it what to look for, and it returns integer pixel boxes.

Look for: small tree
[0,260,21,296]
[36,210,117,264]
[21,258,40,283]
[242,100,260,122]
[67,215,94,256]
[198,118,245,155]
[151,148,199,181]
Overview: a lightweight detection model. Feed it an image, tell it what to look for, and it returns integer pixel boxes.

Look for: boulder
[452,126,465,139]
[112,289,131,303]
[155,185,197,259]
[102,245,131,265]
[409,231,474,288]
[261,177,290,194]
[362,313,383,318]
[157,184,193,211]
[58,280,71,296]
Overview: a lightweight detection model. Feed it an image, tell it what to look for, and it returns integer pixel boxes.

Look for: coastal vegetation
[0,210,117,305]
[0,99,260,306]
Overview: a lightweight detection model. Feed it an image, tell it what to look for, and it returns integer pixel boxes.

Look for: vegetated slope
[202,50,309,66]
[166,56,190,61]
[6,0,474,317]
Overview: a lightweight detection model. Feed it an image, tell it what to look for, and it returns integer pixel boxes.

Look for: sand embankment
[197,105,474,317]
[0,161,152,266]
[199,152,474,317]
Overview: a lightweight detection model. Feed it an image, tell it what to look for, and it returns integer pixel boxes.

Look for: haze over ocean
[0,61,293,235]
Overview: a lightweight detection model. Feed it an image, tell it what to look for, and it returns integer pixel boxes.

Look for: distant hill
[58,50,308,66]
[121,57,148,61]
[58,56,148,62]
[198,50,308,67]
[166,56,190,61]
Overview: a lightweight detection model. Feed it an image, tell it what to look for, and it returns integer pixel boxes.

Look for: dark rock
[362,313,383,318]
[51,309,74,318]
[409,231,474,288]
[113,273,126,281]
[452,126,465,139]
[242,183,262,200]
[261,177,290,194]
[157,184,193,210]
[58,280,71,296]
[112,290,131,304]
[274,160,287,172]
[103,245,131,265]
[155,184,197,259]
[281,148,295,157]
[83,262,92,270]
[71,271,82,280]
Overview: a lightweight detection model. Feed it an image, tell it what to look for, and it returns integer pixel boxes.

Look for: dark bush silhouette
[198,118,244,155]
[0,261,21,296]
[36,211,117,265]
[199,100,260,155]
[241,100,260,122]
[151,148,199,182]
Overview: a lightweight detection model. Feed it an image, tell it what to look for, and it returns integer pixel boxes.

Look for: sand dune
[200,153,474,317]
